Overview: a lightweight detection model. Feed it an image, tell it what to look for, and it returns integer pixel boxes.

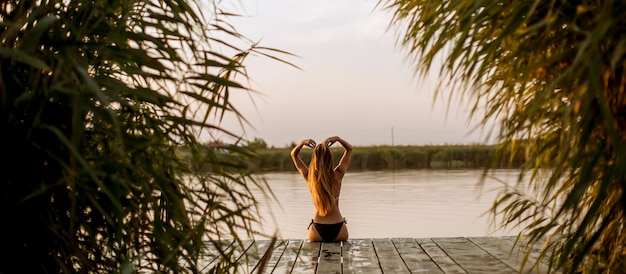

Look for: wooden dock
[200,236,552,273]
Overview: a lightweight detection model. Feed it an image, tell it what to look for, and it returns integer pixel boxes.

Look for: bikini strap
[308,218,347,230]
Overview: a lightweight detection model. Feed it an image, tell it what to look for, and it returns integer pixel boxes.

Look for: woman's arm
[325,136,352,175]
[291,139,316,180]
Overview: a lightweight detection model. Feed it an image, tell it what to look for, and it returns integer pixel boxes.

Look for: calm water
[250,169,531,240]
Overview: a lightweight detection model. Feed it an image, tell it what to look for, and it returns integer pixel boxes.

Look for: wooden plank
[372,238,410,273]
[469,236,544,273]
[236,240,273,274]
[432,237,516,274]
[223,240,256,273]
[392,238,443,274]
[199,240,235,272]
[317,241,343,274]
[272,240,304,273]
[254,240,288,273]
[291,241,321,273]
[501,236,553,273]
[416,238,466,273]
[343,239,382,274]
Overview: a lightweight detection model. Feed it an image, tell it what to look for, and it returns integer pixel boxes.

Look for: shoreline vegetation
[253,145,522,172]
[191,143,527,173]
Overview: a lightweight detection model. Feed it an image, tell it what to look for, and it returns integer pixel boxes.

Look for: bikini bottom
[307,218,347,242]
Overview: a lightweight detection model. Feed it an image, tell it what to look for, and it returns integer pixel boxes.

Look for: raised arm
[291,139,316,180]
[324,136,352,175]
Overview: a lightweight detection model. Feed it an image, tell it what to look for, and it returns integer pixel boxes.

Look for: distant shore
[248,144,524,172]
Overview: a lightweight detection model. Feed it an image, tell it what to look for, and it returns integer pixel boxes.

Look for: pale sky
[207,0,492,148]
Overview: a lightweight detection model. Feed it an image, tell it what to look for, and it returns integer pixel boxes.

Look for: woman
[291,136,352,242]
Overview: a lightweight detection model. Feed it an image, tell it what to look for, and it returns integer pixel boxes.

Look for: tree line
[241,144,526,172]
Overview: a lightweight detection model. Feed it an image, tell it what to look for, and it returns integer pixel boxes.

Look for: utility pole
[391,127,395,146]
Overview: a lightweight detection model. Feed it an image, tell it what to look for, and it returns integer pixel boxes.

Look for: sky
[208,0,493,148]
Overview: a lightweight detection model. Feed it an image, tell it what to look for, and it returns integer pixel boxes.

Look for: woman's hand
[324,136,340,147]
[301,139,316,148]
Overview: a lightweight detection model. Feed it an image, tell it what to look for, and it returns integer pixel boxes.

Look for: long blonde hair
[307,143,338,216]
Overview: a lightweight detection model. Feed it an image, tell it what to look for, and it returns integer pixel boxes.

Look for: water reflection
[251,169,531,240]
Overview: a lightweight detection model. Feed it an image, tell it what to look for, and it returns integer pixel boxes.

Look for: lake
[249,169,532,240]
